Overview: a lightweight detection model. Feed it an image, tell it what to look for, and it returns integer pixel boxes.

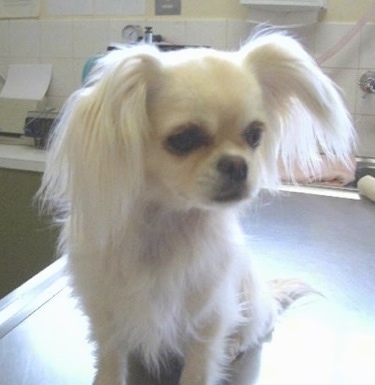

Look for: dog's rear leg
[93,348,127,385]
[179,317,228,385]
[269,279,318,314]
[228,278,318,361]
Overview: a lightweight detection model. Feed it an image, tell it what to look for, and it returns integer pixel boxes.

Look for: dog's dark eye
[243,121,264,149]
[166,125,211,155]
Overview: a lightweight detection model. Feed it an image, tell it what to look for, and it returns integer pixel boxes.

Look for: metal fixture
[359,71,375,94]
[144,26,153,44]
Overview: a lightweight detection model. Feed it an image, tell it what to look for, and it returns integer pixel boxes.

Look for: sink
[346,157,375,188]
[280,157,375,200]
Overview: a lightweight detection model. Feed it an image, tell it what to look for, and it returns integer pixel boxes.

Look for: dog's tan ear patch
[97,52,162,128]
[240,33,355,182]
[241,34,329,122]
[40,48,165,245]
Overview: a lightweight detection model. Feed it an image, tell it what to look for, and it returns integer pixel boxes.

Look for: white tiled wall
[0,19,374,156]
[0,18,254,109]
[313,23,375,157]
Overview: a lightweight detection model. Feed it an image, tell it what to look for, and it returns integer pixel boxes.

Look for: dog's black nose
[217,155,248,182]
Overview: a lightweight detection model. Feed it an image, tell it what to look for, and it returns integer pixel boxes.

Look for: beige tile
[359,24,375,69]
[226,20,253,50]
[185,19,227,49]
[314,23,360,68]
[40,20,74,58]
[0,21,9,58]
[9,20,40,58]
[73,19,110,59]
[354,114,375,157]
[323,68,358,114]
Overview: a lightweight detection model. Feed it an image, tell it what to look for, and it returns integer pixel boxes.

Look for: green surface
[0,168,58,298]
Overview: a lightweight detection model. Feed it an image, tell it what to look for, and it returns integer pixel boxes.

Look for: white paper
[0,64,52,100]
[46,0,145,16]
[94,0,145,15]
[45,0,93,16]
[0,0,40,18]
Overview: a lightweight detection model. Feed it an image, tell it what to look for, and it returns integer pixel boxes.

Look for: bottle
[144,26,153,44]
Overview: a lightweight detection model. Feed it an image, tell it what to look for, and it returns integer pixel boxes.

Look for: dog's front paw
[93,351,127,385]
[94,372,123,385]
[227,319,274,362]
[229,279,279,359]
[230,304,277,360]
[94,369,126,385]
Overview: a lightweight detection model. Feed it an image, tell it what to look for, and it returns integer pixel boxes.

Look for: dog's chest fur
[98,206,246,364]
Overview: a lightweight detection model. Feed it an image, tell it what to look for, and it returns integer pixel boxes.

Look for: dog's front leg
[93,348,128,385]
[179,317,227,385]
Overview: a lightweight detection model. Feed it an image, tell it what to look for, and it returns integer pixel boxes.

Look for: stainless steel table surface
[0,190,374,385]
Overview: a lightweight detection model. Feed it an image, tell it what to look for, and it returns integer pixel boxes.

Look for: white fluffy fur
[40,32,354,385]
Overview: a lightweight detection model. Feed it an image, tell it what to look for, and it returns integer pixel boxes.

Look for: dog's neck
[140,202,238,235]
[127,202,240,265]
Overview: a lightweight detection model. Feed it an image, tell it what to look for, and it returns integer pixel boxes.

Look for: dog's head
[41,32,355,228]
[144,51,270,209]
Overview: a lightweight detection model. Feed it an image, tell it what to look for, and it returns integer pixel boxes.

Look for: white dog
[40,32,354,385]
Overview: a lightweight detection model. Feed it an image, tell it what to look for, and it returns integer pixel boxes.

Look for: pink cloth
[279,155,356,187]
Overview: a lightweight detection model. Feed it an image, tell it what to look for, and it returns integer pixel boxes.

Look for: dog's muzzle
[213,155,248,202]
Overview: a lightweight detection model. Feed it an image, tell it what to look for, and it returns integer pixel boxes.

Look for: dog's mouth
[212,184,248,203]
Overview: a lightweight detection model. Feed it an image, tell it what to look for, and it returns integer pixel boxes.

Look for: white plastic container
[240,0,327,25]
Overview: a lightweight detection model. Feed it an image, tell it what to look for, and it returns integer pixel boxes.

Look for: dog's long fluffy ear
[240,32,355,185]
[39,47,161,248]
